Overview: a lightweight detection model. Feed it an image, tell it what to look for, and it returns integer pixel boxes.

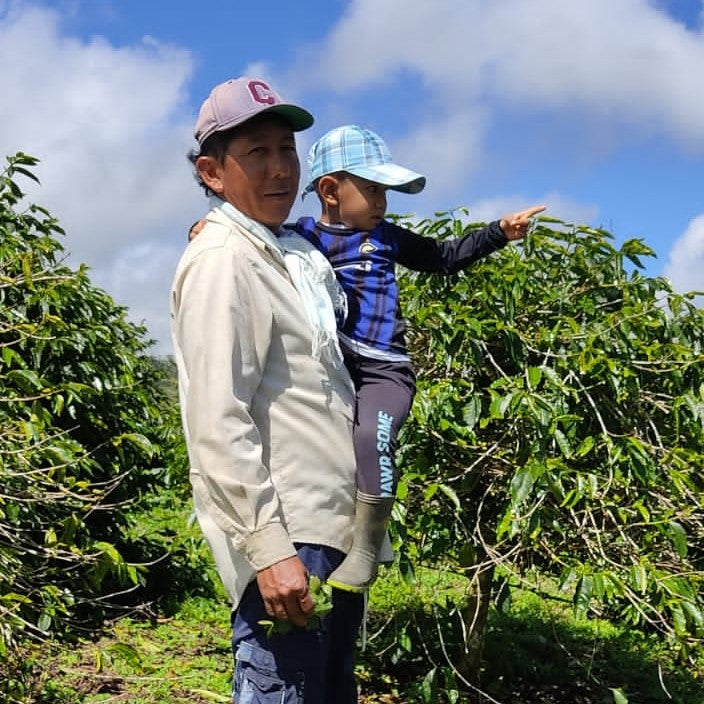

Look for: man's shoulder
[185,210,261,259]
[174,222,257,294]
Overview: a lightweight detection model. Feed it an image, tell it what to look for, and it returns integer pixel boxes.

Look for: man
[171,77,362,703]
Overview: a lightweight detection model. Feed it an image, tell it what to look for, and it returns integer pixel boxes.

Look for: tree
[395,211,704,686]
[0,154,183,699]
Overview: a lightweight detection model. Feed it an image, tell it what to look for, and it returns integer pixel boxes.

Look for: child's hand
[188,218,208,241]
[499,205,546,241]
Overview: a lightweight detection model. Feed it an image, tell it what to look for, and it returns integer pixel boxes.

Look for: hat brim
[346,163,426,194]
[266,104,314,132]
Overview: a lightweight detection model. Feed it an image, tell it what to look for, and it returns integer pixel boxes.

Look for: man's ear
[317,175,340,206]
[196,156,223,195]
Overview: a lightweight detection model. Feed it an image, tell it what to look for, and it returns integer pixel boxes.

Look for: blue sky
[1,0,702,353]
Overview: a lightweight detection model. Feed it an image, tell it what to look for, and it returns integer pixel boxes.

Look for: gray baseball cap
[194,77,314,145]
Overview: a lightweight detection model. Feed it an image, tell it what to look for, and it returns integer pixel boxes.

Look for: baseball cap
[194,77,314,145]
[302,125,426,197]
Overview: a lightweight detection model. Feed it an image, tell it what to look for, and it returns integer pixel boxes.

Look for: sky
[1,0,703,354]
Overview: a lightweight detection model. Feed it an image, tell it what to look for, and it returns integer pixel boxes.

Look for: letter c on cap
[248,80,276,105]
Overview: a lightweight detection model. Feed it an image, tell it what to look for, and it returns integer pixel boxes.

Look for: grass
[35,565,704,704]
[30,493,702,704]
[482,588,704,704]
[359,567,704,703]
[46,595,233,703]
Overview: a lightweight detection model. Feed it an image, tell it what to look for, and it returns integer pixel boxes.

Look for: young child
[293,125,545,592]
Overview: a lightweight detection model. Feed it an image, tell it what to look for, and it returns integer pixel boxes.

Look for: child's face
[335,174,388,231]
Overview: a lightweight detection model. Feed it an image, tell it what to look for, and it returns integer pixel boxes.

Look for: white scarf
[211,197,347,368]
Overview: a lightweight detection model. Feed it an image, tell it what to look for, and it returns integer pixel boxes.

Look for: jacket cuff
[241,523,297,571]
[489,220,509,247]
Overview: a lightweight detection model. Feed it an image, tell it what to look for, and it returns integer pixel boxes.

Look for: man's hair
[187,127,239,196]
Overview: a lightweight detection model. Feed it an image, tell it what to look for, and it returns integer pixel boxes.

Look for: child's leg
[327,356,416,592]
[351,357,415,497]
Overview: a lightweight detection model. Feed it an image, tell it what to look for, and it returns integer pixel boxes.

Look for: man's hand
[256,555,315,628]
[499,205,546,241]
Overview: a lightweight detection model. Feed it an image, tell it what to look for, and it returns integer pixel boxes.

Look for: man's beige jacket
[171,208,357,606]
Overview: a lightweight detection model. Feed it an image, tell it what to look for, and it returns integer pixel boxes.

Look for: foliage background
[393,210,703,686]
[1,156,702,703]
[0,154,194,702]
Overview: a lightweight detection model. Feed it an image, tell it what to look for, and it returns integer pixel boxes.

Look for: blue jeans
[232,544,363,704]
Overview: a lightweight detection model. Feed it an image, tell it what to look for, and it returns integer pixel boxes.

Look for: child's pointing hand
[499,204,547,241]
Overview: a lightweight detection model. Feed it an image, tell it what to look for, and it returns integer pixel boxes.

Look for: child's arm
[395,204,546,274]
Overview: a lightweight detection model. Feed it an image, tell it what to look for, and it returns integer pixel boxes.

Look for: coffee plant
[394,211,703,686]
[0,154,183,700]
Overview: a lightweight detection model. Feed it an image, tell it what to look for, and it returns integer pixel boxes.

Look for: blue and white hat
[302,125,426,197]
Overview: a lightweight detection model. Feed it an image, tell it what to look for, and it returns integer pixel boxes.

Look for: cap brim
[267,104,314,132]
[347,163,426,194]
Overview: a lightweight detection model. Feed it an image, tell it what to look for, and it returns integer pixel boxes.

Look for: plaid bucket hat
[302,125,425,197]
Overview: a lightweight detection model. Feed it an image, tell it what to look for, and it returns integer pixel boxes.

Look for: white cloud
[0,4,205,355]
[298,0,704,149]
[664,214,704,296]
[91,241,184,354]
[388,108,488,203]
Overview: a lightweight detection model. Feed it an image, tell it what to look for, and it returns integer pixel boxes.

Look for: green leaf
[113,432,155,456]
[575,435,595,457]
[104,642,144,670]
[458,543,476,568]
[510,467,534,506]
[188,690,231,703]
[420,666,438,703]
[574,574,593,619]
[7,369,44,392]
[527,366,542,388]
[681,599,704,629]
[610,687,629,704]
[438,482,461,511]
[462,396,481,430]
[496,508,513,540]
[257,619,276,637]
[554,429,572,458]
[44,527,58,546]
[21,253,34,285]
[94,541,123,564]
[630,563,647,595]
[667,521,688,559]
[559,567,577,593]
[671,604,687,635]
[11,165,40,183]
[37,613,52,633]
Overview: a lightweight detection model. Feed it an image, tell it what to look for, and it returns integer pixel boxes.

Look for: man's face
[198,114,300,230]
